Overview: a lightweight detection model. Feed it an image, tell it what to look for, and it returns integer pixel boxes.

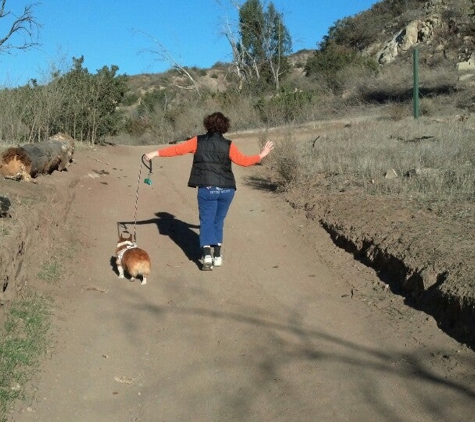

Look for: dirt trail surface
[7,138,475,421]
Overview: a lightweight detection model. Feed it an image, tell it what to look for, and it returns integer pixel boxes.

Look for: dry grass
[268,114,475,204]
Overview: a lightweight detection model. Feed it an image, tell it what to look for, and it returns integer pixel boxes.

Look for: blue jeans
[197,186,235,248]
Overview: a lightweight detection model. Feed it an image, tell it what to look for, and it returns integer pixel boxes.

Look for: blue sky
[0,0,379,87]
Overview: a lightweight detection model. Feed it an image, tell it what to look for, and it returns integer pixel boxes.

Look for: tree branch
[0,2,41,53]
[136,29,201,96]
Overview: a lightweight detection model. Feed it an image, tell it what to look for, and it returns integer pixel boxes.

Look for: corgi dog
[115,233,151,285]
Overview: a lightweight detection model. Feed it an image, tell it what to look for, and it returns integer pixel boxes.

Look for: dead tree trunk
[0,133,75,180]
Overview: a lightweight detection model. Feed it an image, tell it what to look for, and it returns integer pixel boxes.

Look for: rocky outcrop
[457,53,475,71]
[375,14,443,64]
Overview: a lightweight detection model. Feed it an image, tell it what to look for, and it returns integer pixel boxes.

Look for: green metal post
[413,47,419,119]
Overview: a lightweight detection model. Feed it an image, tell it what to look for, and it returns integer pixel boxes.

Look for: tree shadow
[111,288,475,421]
[361,84,457,104]
[243,175,279,192]
[118,212,201,268]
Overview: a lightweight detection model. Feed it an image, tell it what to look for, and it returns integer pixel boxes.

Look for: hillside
[124,0,475,101]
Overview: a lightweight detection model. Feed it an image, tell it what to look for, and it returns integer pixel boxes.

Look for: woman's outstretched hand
[144,151,158,161]
[259,140,274,160]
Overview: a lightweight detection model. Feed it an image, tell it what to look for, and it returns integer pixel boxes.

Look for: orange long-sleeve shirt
[157,136,261,166]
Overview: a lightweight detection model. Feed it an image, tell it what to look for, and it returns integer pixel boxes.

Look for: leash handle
[142,154,153,185]
[142,154,153,174]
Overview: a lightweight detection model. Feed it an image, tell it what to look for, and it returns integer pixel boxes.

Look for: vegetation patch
[37,259,62,284]
[0,293,52,420]
[267,116,475,204]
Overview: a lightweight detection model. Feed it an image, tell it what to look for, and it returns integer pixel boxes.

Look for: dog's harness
[116,240,138,264]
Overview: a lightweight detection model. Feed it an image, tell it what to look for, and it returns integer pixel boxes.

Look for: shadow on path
[243,175,278,192]
[114,287,475,422]
[118,212,201,268]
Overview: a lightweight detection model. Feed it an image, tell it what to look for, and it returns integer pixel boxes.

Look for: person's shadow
[117,212,201,268]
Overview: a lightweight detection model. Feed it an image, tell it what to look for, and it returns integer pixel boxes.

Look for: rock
[384,169,398,179]
[405,167,441,177]
[458,73,474,82]
[0,196,11,218]
[456,54,475,71]
[375,15,441,64]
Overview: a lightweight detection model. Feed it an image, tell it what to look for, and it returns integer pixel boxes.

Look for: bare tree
[260,2,291,91]
[0,1,40,54]
[137,30,201,96]
[222,16,254,90]
[218,0,259,90]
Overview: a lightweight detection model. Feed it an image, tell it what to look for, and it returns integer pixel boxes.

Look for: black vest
[187,133,236,189]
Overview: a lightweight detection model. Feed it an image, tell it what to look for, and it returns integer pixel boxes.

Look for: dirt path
[11,138,475,421]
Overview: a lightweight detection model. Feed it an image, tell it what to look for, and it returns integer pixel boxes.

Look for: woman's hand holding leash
[144,151,158,161]
[141,154,153,185]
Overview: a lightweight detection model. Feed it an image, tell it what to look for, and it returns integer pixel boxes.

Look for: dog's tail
[134,261,151,277]
[129,262,151,278]
[127,251,151,278]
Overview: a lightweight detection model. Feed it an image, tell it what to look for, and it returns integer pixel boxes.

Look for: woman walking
[144,112,274,270]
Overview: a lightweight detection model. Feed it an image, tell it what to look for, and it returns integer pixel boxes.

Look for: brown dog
[115,233,151,285]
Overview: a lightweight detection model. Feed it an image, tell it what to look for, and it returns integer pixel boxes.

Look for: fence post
[413,47,420,119]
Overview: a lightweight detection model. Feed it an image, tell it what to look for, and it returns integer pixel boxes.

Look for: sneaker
[202,255,213,271]
[213,256,222,267]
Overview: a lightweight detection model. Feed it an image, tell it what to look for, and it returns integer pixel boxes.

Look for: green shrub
[124,117,150,136]
[0,56,128,144]
[137,89,168,114]
[255,89,315,125]
[305,43,379,94]
[121,92,139,106]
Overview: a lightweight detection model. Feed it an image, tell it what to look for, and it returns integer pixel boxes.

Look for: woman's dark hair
[203,112,230,134]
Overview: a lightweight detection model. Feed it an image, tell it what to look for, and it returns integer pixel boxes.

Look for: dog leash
[132,155,153,242]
